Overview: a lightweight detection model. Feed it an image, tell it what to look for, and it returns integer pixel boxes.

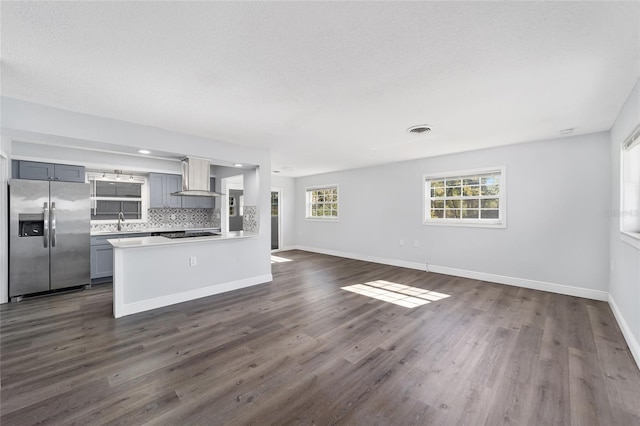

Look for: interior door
[271,191,279,250]
[49,181,91,290]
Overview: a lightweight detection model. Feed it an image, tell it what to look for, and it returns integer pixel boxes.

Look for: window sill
[621,231,640,250]
[305,217,339,222]
[423,220,506,229]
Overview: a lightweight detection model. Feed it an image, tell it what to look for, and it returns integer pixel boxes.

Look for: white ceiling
[1,2,639,177]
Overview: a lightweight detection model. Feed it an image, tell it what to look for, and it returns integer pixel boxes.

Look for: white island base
[109,231,272,318]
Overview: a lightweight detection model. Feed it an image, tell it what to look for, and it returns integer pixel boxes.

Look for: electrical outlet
[399,239,405,246]
[190,257,197,267]
[414,240,419,247]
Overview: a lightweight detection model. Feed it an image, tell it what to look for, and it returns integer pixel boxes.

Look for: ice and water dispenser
[18,214,45,237]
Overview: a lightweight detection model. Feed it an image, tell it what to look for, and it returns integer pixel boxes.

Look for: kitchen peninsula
[110,230,269,318]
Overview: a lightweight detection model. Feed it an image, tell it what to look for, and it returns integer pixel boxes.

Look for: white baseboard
[608,294,640,369]
[428,264,609,301]
[293,245,426,271]
[115,274,272,318]
[290,246,608,301]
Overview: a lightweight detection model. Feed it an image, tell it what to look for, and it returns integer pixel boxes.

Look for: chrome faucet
[117,211,125,231]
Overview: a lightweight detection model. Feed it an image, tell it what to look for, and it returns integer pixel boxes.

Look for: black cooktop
[154,231,220,239]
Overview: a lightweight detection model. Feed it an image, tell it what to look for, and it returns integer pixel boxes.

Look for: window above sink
[88,172,149,223]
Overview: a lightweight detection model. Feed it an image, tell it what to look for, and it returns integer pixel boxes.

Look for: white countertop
[92,227,220,236]
[108,231,259,248]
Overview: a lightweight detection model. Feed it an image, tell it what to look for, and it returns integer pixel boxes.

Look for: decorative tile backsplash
[212,208,221,228]
[91,222,148,233]
[242,206,258,232]
[148,208,217,228]
[91,208,220,233]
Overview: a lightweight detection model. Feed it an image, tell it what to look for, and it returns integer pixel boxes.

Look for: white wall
[272,175,296,249]
[295,133,611,298]
[609,79,640,366]
[1,97,272,304]
[0,132,10,304]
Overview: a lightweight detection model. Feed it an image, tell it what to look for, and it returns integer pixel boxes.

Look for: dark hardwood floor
[1,250,639,425]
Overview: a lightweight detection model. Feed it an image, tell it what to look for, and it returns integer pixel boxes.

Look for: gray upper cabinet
[54,164,85,182]
[149,173,183,208]
[16,161,55,180]
[149,173,165,208]
[151,174,215,209]
[180,196,203,209]
[15,160,85,183]
[166,175,183,208]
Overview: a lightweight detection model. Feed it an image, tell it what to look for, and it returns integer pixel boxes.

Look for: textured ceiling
[2,1,639,177]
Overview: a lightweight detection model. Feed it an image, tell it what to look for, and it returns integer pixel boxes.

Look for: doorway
[222,175,243,233]
[271,189,282,251]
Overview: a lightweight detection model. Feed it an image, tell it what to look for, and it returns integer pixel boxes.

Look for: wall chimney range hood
[170,157,224,197]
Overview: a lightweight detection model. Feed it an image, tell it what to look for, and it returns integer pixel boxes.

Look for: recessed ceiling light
[407,124,432,134]
[560,128,574,135]
[138,149,151,154]
[233,163,243,167]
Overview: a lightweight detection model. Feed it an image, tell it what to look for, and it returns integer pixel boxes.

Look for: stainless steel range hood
[170,157,224,197]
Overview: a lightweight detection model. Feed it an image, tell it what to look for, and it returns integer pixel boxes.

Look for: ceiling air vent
[407,125,432,134]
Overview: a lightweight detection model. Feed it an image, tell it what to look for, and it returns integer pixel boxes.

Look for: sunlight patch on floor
[341,280,450,308]
[271,255,293,264]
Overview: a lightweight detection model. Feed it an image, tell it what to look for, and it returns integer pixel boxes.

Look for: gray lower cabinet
[90,233,150,280]
[91,244,114,279]
[14,160,85,183]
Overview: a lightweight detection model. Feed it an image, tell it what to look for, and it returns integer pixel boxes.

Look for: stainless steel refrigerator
[9,179,90,299]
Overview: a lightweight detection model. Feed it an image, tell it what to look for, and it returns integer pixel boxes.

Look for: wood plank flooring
[1,250,639,425]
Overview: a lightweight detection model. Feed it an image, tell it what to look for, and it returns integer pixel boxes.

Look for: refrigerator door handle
[43,202,49,248]
[51,202,57,247]
[91,177,96,215]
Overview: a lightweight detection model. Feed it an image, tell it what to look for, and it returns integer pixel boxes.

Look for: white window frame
[423,166,506,228]
[620,124,640,249]
[88,172,148,224]
[305,184,339,221]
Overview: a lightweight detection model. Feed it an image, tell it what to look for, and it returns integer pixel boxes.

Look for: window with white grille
[621,124,640,248]
[88,172,148,223]
[423,167,505,227]
[306,185,338,220]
